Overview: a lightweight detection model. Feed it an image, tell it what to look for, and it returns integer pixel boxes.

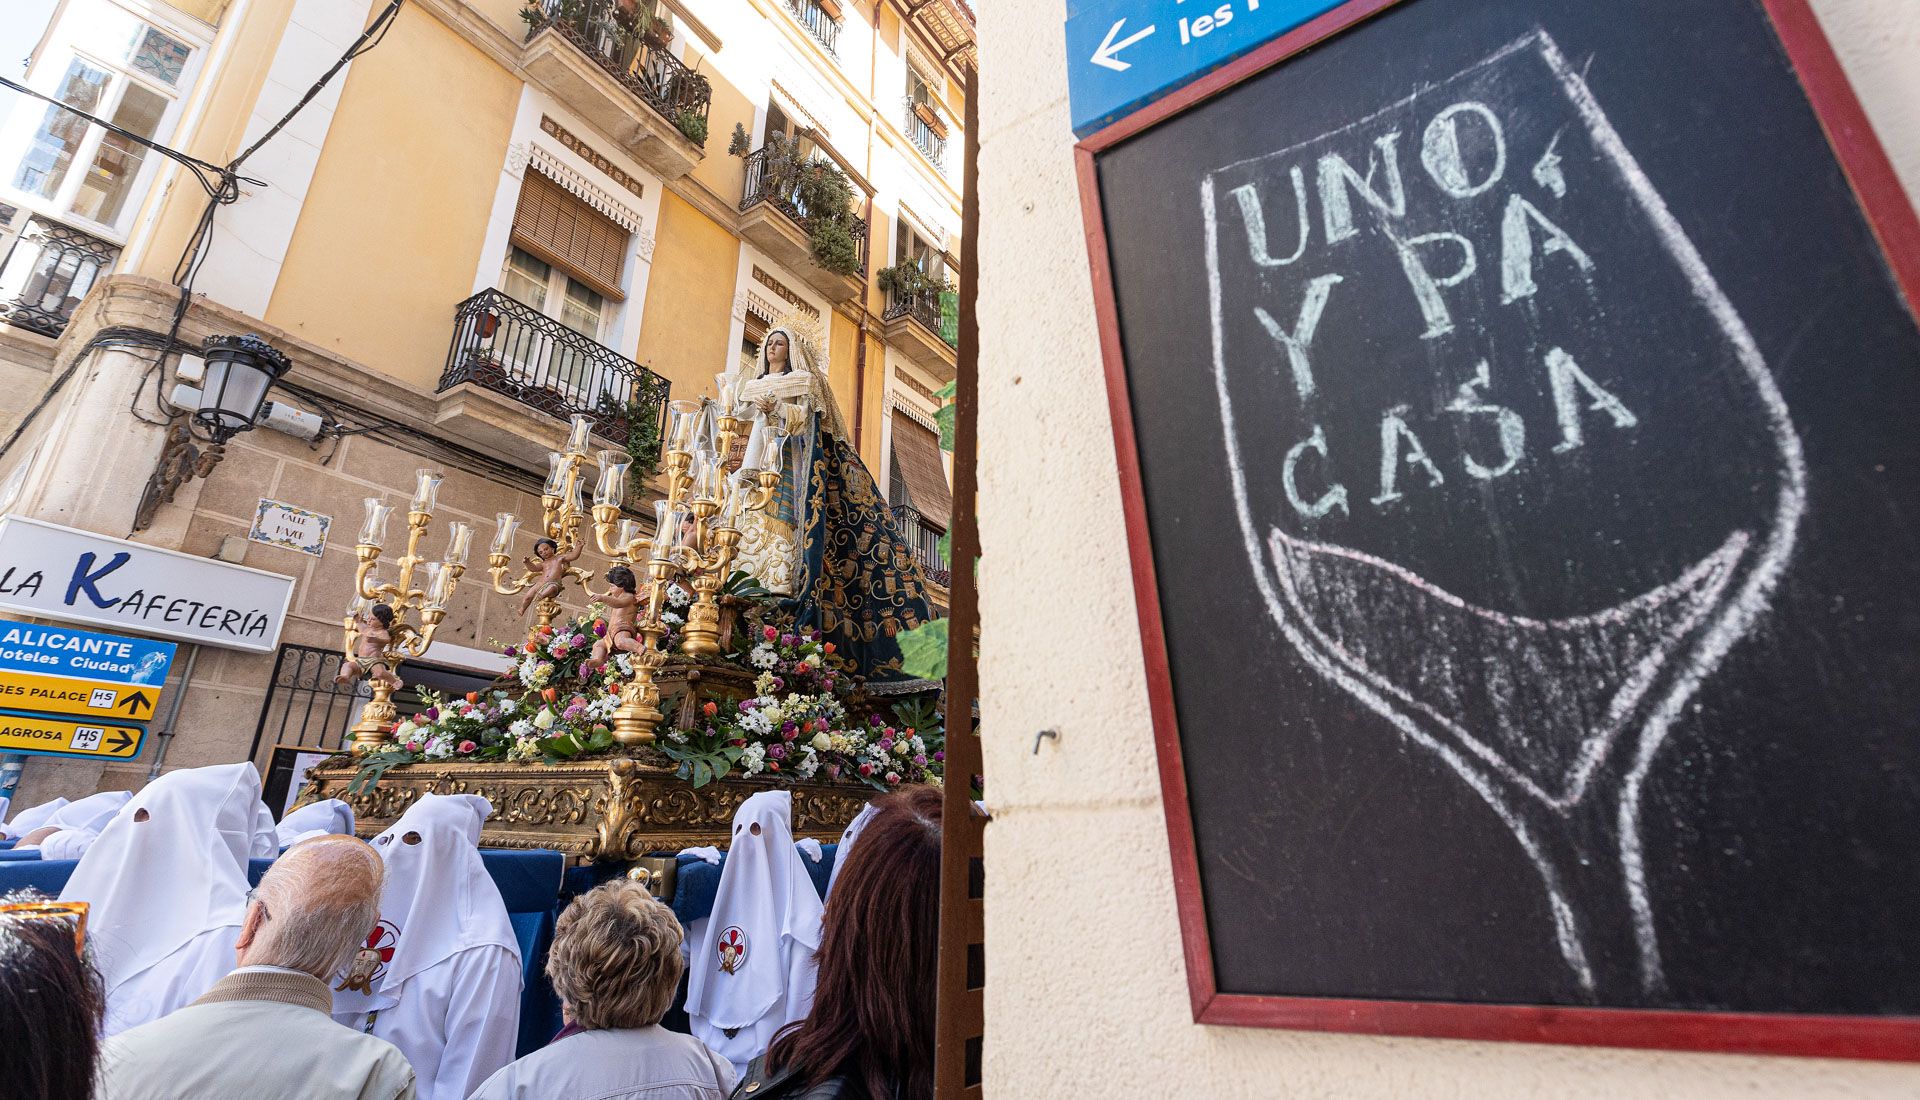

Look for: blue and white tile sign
[1066,0,1348,136]
[0,516,294,652]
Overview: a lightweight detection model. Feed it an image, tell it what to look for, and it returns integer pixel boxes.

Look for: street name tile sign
[0,710,144,761]
[0,516,294,652]
[1065,0,1346,136]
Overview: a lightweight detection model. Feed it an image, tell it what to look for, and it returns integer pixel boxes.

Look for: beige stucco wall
[974,0,1920,1096]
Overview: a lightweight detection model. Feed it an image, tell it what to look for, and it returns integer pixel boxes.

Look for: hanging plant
[728,122,751,157]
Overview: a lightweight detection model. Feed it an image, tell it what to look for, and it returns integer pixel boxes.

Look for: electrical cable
[0,75,255,199]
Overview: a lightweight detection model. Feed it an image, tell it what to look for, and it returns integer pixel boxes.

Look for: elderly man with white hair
[98,834,417,1099]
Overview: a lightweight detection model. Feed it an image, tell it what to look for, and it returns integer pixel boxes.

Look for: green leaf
[933,379,956,400]
[933,401,955,453]
[935,528,951,567]
[898,617,951,680]
[692,760,712,787]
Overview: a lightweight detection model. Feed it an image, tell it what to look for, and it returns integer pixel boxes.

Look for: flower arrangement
[659,626,941,790]
[346,604,945,794]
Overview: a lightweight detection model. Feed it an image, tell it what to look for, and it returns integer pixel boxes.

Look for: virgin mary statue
[726,322,939,687]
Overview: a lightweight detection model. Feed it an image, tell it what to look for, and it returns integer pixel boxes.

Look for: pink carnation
[458,740,477,754]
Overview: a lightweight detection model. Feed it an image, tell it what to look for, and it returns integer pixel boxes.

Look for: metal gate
[246,643,502,763]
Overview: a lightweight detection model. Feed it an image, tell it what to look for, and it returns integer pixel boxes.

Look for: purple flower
[768,743,787,760]
[594,621,607,637]
[782,721,798,734]
[422,708,440,722]
[826,764,841,779]
[913,754,927,766]
[878,739,895,752]
[810,630,822,642]
[502,645,516,656]
[739,699,755,713]
[771,677,786,692]
[781,633,796,647]
[869,714,884,727]
[933,751,945,762]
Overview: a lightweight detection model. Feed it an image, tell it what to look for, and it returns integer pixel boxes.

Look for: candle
[564,414,595,456]
[616,518,642,552]
[444,522,473,566]
[490,512,520,556]
[424,562,455,610]
[358,498,394,548]
[648,500,675,562]
[542,452,569,498]
[691,447,723,502]
[740,412,769,474]
[410,470,443,514]
[595,449,631,507]
[666,400,702,454]
[714,371,736,410]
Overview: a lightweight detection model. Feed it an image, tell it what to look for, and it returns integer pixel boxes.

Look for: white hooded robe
[275,797,356,847]
[59,763,276,1036]
[332,793,522,1100]
[0,796,69,838]
[18,790,133,859]
[686,791,824,1080]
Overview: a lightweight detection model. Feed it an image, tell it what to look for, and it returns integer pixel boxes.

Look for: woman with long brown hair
[731,785,942,1100]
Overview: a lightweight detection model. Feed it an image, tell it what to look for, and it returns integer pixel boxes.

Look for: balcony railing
[783,0,841,55]
[0,215,119,337]
[526,0,712,145]
[883,280,957,348]
[903,97,948,170]
[892,503,950,587]
[740,143,870,273]
[440,288,671,463]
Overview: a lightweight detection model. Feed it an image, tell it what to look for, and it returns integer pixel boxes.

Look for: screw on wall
[1032,728,1059,755]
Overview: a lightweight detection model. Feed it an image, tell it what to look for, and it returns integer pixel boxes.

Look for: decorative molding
[752,265,820,319]
[505,141,531,177]
[529,147,645,233]
[636,230,656,263]
[898,201,950,249]
[744,289,782,323]
[894,367,940,405]
[540,115,646,197]
[731,292,749,322]
[770,78,831,138]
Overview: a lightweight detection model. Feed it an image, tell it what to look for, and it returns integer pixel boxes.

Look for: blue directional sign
[1066,0,1349,136]
[0,621,176,687]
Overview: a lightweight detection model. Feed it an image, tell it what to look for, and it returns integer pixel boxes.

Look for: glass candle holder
[648,499,679,562]
[410,470,443,514]
[666,400,703,454]
[616,518,642,553]
[423,562,455,611]
[444,522,473,567]
[691,447,723,503]
[565,414,595,456]
[740,412,769,476]
[595,449,632,508]
[717,472,754,530]
[542,452,569,498]
[490,512,520,557]
[358,498,394,548]
[714,371,736,410]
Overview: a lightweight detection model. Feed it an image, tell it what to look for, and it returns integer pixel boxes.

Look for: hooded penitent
[825,801,879,898]
[331,793,522,1100]
[21,790,134,860]
[59,763,276,1035]
[275,798,356,848]
[686,790,824,1080]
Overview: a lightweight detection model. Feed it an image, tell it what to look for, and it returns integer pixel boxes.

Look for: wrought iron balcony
[439,288,671,464]
[891,502,950,588]
[739,143,870,297]
[903,97,948,170]
[783,0,841,55]
[525,0,711,146]
[882,281,956,347]
[0,215,119,337]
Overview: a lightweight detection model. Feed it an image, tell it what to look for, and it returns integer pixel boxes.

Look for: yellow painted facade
[265,4,521,380]
[632,189,738,397]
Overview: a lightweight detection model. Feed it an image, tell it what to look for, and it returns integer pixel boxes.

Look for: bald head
[237,834,385,979]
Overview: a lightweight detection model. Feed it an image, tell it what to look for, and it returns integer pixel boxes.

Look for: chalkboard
[1077,0,1920,1058]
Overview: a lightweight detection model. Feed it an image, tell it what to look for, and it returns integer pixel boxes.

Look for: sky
[0,0,57,79]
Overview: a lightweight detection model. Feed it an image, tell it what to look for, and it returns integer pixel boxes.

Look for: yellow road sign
[0,711,144,760]
[0,669,159,722]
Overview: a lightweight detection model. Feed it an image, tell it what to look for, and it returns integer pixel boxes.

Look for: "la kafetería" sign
[0,516,294,652]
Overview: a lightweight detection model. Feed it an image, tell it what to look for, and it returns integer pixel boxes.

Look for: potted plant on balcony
[795,160,862,277]
[877,261,937,301]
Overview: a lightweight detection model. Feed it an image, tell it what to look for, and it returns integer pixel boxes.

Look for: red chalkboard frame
[1073,0,1920,1061]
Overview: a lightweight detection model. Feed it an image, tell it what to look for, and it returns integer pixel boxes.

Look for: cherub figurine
[336,603,403,690]
[518,536,583,617]
[589,565,648,669]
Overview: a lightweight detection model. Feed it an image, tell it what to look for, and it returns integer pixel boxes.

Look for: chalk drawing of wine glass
[1201,30,1804,999]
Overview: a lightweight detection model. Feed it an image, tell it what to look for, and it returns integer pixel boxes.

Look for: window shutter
[890,411,951,521]
[744,311,770,345]
[509,170,629,301]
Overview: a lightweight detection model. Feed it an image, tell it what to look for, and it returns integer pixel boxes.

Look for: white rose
[810,732,832,751]
[534,708,556,730]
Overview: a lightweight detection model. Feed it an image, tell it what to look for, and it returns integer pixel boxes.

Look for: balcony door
[500,170,629,408]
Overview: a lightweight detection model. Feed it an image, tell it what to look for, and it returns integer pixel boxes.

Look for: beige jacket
[100,967,417,1100]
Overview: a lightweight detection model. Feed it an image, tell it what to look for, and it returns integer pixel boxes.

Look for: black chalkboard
[1083,0,1920,1052]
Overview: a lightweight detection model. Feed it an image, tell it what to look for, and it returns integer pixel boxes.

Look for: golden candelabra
[488,415,597,643]
[590,377,790,745]
[343,470,472,753]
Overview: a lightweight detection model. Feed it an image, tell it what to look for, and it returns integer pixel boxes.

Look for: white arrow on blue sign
[1066,0,1349,136]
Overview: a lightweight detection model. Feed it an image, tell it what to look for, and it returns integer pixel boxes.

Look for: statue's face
[765,332,789,372]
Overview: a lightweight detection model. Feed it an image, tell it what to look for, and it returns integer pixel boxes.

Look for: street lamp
[194,334,292,443]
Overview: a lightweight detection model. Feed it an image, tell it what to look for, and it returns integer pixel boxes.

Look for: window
[894,220,945,280]
[1,3,195,234]
[889,409,951,518]
[739,310,769,375]
[498,170,631,400]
